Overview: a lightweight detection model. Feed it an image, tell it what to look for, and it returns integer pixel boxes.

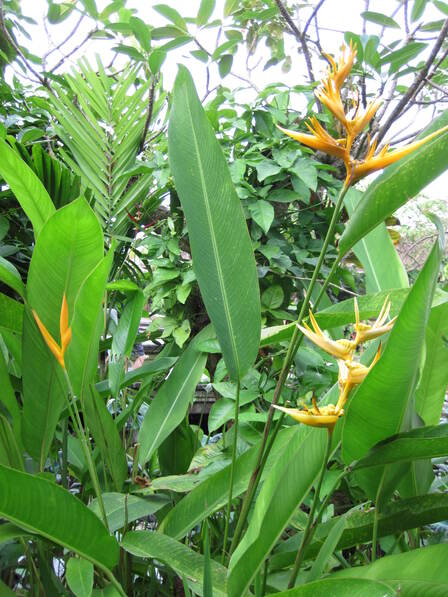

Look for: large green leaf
[0,138,55,237]
[353,424,448,469]
[415,301,448,425]
[334,543,448,593]
[275,578,394,596]
[68,252,112,398]
[339,111,448,256]
[270,493,448,570]
[159,425,298,539]
[168,66,260,380]
[0,256,25,298]
[344,188,408,292]
[22,198,104,466]
[228,425,331,597]
[342,227,443,467]
[121,531,227,597]
[89,492,169,533]
[0,464,119,570]
[138,326,211,465]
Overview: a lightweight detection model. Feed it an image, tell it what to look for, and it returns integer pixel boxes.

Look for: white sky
[17,0,448,200]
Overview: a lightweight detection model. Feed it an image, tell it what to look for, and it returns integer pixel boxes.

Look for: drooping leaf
[0,464,119,570]
[121,531,227,597]
[0,138,55,237]
[339,111,448,257]
[334,543,448,593]
[270,493,448,570]
[361,11,400,28]
[168,66,260,381]
[138,326,212,466]
[89,492,170,533]
[0,257,25,298]
[274,578,394,596]
[353,424,448,470]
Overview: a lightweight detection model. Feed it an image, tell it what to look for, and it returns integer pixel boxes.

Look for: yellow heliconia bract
[32,293,72,370]
[280,300,394,429]
[279,42,448,187]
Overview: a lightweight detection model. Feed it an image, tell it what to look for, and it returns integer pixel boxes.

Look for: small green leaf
[153,4,188,31]
[197,0,215,26]
[249,200,274,233]
[218,54,233,77]
[361,11,400,28]
[66,557,94,597]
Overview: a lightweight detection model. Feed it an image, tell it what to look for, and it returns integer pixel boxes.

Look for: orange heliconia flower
[279,42,448,186]
[32,294,72,369]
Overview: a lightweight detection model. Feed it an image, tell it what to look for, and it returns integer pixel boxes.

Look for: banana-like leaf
[159,425,298,539]
[89,492,169,533]
[353,424,448,470]
[138,326,213,466]
[342,218,444,497]
[0,138,55,237]
[22,198,104,467]
[415,300,448,425]
[333,543,448,594]
[339,110,448,257]
[121,531,228,597]
[168,66,260,381]
[274,578,394,596]
[344,188,408,292]
[0,464,119,570]
[0,256,25,298]
[228,424,334,597]
[270,493,448,569]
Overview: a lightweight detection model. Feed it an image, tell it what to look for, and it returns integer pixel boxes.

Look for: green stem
[222,380,241,564]
[230,184,349,555]
[288,428,333,589]
[62,369,109,531]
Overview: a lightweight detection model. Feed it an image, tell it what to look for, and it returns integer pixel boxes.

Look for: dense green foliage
[0,1,448,595]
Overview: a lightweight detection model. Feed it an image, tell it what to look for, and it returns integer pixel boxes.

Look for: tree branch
[376,18,448,143]
[138,75,158,154]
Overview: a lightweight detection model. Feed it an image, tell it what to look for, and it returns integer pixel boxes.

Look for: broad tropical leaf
[168,66,260,380]
[22,198,104,467]
[0,464,119,570]
[0,138,55,237]
[121,531,228,597]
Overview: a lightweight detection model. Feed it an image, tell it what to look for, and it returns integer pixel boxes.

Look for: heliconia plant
[1,28,448,597]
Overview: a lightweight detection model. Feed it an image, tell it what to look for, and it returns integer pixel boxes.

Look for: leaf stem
[230,184,349,554]
[288,428,333,589]
[222,379,240,563]
[62,369,109,531]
